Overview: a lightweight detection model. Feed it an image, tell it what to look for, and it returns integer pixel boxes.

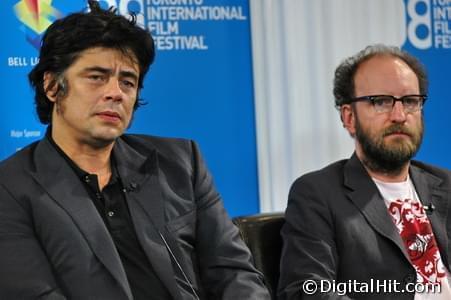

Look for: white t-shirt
[373,176,451,300]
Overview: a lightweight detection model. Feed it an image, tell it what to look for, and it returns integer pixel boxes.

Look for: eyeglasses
[349,95,427,113]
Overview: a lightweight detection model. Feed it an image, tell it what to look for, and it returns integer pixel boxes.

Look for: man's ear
[43,72,58,103]
[341,104,356,137]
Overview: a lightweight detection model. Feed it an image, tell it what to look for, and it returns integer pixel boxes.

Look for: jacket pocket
[165,209,196,233]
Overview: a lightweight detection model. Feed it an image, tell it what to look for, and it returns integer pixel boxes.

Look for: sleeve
[0,183,66,299]
[190,141,271,300]
[277,176,353,300]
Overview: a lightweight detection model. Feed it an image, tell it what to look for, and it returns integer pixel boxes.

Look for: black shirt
[47,133,171,299]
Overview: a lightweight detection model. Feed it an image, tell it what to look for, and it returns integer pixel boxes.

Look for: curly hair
[333,44,428,108]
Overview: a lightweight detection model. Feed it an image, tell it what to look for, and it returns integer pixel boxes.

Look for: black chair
[232,212,285,299]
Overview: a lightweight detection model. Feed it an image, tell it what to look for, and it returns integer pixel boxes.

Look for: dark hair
[28,0,155,124]
[333,44,428,108]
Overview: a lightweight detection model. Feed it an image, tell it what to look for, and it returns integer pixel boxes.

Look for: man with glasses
[278,45,451,299]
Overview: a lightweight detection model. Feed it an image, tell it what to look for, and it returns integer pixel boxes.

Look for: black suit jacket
[0,134,270,299]
[278,154,451,300]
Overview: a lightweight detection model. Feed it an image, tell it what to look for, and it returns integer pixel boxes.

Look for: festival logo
[406,0,451,49]
[13,0,63,49]
[98,0,247,51]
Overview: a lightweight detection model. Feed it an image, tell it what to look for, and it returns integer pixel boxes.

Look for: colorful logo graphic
[14,0,63,49]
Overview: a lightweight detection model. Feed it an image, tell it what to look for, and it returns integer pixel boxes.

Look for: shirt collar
[45,127,119,183]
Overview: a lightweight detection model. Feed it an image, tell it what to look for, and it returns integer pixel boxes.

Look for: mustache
[382,124,415,137]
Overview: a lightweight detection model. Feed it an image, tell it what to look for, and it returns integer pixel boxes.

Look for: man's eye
[373,97,393,106]
[122,80,136,88]
[403,97,419,106]
[88,74,104,81]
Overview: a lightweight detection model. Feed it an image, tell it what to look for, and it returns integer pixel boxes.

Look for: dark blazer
[278,154,451,300]
[0,134,270,300]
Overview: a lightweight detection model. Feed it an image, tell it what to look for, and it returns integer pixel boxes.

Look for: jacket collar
[343,153,450,266]
[30,136,133,298]
[112,137,183,299]
[30,135,182,299]
[409,163,450,267]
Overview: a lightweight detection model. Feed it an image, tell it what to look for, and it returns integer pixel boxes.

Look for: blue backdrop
[3,0,451,218]
[404,0,451,169]
[1,0,259,217]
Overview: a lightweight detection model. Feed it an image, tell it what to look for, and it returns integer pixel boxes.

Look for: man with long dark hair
[0,1,269,299]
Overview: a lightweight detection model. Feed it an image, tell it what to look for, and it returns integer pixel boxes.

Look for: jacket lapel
[113,138,183,299]
[410,164,450,267]
[344,154,411,263]
[29,138,133,299]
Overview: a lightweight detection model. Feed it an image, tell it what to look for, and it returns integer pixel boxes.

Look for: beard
[354,113,424,175]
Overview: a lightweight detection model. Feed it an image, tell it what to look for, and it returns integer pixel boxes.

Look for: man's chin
[89,130,123,147]
[383,138,415,153]
[361,141,418,174]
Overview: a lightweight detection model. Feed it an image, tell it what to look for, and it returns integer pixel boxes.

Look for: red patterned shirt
[373,177,450,299]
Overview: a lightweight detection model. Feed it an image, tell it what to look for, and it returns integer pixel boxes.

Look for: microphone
[158,232,200,300]
[124,182,139,193]
[424,203,435,215]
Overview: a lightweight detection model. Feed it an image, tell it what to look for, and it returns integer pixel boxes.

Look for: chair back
[232,213,285,299]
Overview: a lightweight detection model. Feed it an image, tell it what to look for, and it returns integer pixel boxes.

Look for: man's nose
[389,101,407,123]
[104,78,123,101]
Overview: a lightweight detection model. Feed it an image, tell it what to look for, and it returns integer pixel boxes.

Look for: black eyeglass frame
[348,94,427,112]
